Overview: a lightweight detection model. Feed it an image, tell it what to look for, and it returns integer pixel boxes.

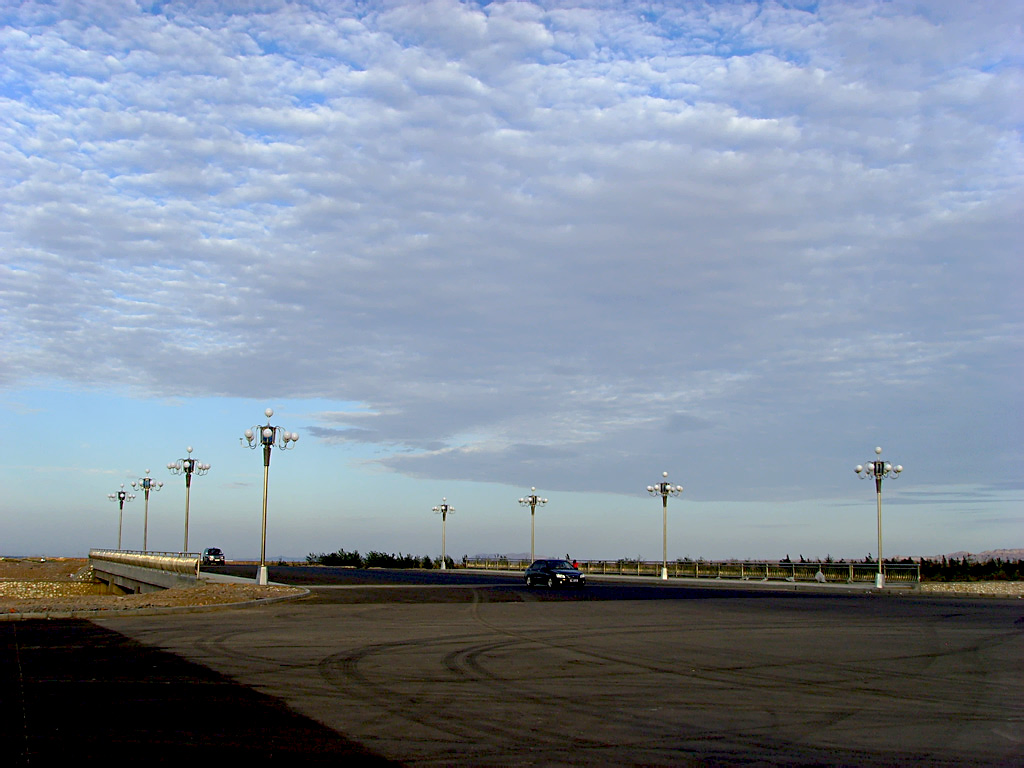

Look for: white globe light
[855,465,863,473]
[265,407,274,418]
[291,432,299,442]
[895,465,903,473]
[245,429,254,440]
[186,446,193,454]
[263,427,273,439]
[874,447,882,455]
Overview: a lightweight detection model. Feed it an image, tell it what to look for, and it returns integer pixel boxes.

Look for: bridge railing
[464,558,920,584]
[89,549,201,586]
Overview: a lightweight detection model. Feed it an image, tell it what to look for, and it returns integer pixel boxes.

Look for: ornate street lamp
[167,446,210,554]
[107,484,135,550]
[855,446,903,589]
[518,487,547,563]
[241,408,299,585]
[131,470,163,552]
[432,497,455,570]
[647,471,683,580]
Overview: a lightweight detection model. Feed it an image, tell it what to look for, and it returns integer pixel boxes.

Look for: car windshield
[550,560,574,570]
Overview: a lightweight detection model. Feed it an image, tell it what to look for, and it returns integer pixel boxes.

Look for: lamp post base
[440,561,446,570]
[257,565,269,586]
[661,566,668,580]
[875,572,885,589]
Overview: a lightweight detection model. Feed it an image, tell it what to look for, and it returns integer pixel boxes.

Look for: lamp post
[241,408,299,585]
[647,471,683,581]
[167,447,210,554]
[855,446,903,589]
[432,497,455,570]
[131,470,163,552]
[107,484,135,550]
[518,487,547,562]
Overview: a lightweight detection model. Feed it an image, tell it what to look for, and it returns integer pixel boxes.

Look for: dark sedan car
[524,559,586,588]
[202,547,225,566]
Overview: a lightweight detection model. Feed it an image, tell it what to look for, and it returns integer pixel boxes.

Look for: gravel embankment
[918,581,1024,597]
[0,557,304,616]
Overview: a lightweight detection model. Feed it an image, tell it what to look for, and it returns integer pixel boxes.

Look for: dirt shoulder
[1,557,305,616]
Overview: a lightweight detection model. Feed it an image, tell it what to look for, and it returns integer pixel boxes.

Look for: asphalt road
[7,568,1023,766]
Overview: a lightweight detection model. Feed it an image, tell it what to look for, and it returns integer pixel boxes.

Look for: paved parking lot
[5,572,1023,766]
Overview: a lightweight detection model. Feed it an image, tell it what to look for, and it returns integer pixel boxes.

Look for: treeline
[779,554,1024,581]
[306,548,455,570]
[917,557,1023,582]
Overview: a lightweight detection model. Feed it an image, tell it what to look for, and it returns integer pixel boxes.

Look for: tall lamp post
[518,487,547,563]
[647,471,683,581]
[167,447,210,554]
[107,484,135,550]
[432,497,455,569]
[131,470,163,552]
[241,408,299,586]
[855,446,903,589]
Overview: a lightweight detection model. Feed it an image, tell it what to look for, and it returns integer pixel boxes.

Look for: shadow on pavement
[1,619,402,765]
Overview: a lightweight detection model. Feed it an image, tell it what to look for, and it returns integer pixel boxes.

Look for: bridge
[89,549,201,594]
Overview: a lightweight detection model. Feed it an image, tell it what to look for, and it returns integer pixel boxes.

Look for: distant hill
[923,548,1024,562]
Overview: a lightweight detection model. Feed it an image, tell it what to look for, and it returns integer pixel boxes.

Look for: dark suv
[202,547,225,566]
[524,559,585,588]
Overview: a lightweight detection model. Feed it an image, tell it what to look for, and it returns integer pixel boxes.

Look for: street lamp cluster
[433,498,455,569]
[107,484,135,550]
[241,408,299,585]
[107,453,211,554]
[516,448,903,589]
[103,407,292,585]
[647,472,684,581]
[108,413,903,591]
[855,447,904,588]
[167,447,211,553]
[131,470,163,552]
[518,488,548,562]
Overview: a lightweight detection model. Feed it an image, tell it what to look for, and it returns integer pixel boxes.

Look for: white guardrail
[465,559,921,584]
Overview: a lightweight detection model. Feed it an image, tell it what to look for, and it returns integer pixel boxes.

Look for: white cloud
[0,0,1020,511]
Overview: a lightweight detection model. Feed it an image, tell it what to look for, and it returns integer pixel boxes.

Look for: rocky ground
[917,581,1024,597]
[0,557,305,616]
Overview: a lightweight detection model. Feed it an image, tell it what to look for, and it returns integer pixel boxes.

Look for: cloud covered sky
[1,0,1021,562]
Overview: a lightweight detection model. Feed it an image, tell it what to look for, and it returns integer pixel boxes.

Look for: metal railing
[464,558,920,584]
[89,549,201,578]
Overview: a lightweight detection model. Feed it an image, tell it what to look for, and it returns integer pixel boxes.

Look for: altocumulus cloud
[0,0,1020,503]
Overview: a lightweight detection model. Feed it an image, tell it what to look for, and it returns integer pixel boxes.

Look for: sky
[1,0,1021,563]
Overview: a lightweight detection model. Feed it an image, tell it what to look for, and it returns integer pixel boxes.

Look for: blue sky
[1,0,1021,561]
